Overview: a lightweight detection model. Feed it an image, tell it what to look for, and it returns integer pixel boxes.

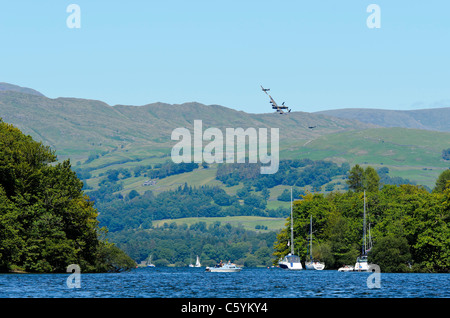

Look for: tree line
[216,159,350,190]
[109,221,277,267]
[95,183,288,233]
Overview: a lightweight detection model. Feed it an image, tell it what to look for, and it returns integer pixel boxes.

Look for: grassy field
[152,216,287,232]
[79,126,450,198]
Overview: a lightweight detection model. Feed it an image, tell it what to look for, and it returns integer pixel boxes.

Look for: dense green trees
[216,160,349,190]
[433,169,450,193]
[442,148,450,161]
[274,168,450,273]
[0,119,134,273]
[347,164,380,192]
[94,183,288,232]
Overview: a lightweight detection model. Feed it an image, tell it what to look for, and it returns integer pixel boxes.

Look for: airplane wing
[269,95,278,107]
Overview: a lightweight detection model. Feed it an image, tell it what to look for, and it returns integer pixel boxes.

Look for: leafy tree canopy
[0,119,134,273]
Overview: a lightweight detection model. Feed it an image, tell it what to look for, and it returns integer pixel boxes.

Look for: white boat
[354,255,369,272]
[146,255,155,267]
[338,191,372,272]
[278,188,303,270]
[305,261,325,270]
[206,262,242,272]
[279,253,303,270]
[305,215,325,270]
[195,255,201,267]
[354,191,372,271]
[338,265,354,272]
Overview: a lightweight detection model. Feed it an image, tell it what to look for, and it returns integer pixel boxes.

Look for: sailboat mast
[363,191,367,255]
[310,215,313,260]
[290,187,294,255]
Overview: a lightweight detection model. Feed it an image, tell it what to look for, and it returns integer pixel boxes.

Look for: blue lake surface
[0,267,448,298]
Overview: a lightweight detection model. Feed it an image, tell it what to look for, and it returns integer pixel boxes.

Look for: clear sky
[1,0,449,113]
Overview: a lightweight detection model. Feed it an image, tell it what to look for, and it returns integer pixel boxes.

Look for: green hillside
[1,86,449,197]
[316,107,450,132]
[281,128,450,187]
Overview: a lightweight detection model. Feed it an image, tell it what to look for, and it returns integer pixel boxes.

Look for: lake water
[0,267,448,298]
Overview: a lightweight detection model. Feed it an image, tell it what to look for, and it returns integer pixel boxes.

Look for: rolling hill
[1,82,449,192]
[315,107,450,132]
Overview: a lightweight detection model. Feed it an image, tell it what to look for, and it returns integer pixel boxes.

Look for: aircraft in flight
[260,85,291,114]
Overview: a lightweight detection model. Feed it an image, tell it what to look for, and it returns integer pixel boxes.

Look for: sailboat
[354,191,372,272]
[195,255,201,267]
[278,188,303,270]
[147,255,155,268]
[305,215,325,270]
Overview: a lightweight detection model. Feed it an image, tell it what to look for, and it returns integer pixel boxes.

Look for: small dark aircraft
[308,125,317,129]
[260,85,291,114]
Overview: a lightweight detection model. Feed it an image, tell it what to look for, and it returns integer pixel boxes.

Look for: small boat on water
[206,261,242,272]
[279,254,303,270]
[305,215,325,270]
[338,265,354,272]
[278,188,303,270]
[195,255,201,267]
[147,255,155,268]
[305,261,325,270]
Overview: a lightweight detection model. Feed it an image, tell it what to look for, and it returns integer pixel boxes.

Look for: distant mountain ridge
[0,82,45,97]
[0,86,373,161]
[315,107,450,132]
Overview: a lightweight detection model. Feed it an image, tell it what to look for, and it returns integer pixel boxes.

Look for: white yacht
[338,265,354,272]
[305,215,325,270]
[206,261,242,272]
[279,253,303,270]
[278,188,303,270]
[195,255,201,267]
[354,255,369,271]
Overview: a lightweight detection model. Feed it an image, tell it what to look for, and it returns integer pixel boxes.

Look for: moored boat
[279,254,303,270]
[195,255,201,267]
[206,261,242,272]
[338,265,354,272]
[278,188,303,270]
[305,215,325,270]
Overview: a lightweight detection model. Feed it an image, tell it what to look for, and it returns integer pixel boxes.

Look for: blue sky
[1,1,449,113]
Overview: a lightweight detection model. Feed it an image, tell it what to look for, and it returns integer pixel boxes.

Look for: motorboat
[305,215,325,270]
[305,261,325,270]
[206,262,242,272]
[278,188,303,270]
